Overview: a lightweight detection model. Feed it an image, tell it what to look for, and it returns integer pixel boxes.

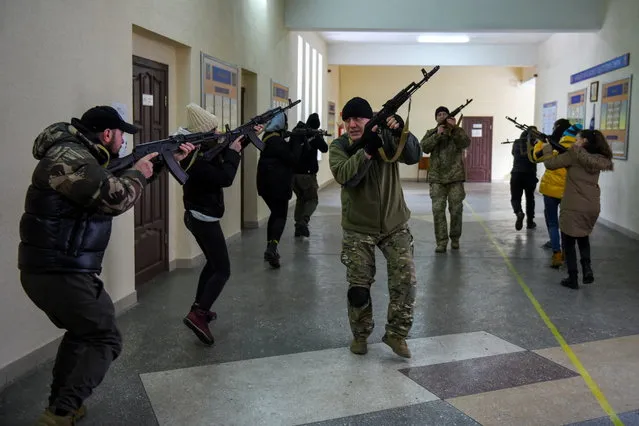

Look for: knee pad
[347,287,370,308]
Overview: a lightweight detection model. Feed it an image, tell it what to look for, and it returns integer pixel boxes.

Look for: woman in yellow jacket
[533,120,580,267]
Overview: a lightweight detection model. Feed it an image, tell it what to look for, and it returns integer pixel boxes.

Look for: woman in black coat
[180,103,262,345]
[257,111,300,268]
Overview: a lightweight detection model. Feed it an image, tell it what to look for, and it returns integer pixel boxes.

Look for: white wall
[338,66,536,182]
[535,0,639,234]
[0,0,331,386]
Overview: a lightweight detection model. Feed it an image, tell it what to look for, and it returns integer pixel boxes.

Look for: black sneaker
[515,212,525,230]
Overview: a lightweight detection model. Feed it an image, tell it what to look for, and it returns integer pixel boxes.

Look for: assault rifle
[285,128,332,139]
[345,66,440,158]
[106,130,223,185]
[505,116,567,154]
[425,98,473,137]
[200,98,302,160]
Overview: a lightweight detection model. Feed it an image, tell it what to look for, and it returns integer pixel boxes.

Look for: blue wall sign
[570,53,630,84]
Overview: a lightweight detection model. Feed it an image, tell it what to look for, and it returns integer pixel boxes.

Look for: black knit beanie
[435,106,450,118]
[306,113,320,129]
[342,97,373,120]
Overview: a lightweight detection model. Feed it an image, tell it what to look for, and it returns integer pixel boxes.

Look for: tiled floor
[1,181,638,425]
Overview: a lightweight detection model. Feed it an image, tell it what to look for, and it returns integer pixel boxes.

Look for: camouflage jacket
[18,123,147,273]
[329,128,421,235]
[421,126,471,184]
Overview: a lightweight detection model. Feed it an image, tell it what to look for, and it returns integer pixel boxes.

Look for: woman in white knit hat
[180,103,263,345]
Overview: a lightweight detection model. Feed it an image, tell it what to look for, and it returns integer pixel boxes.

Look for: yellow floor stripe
[464,201,624,426]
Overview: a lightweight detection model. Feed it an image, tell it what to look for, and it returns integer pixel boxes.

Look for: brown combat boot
[382,333,411,358]
[450,239,460,250]
[36,408,75,426]
[350,337,368,355]
[73,405,87,423]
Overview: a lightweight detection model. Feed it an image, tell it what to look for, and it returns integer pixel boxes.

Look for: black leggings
[561,232,591,274]
[263,197,289,243]
[184,211,231,311]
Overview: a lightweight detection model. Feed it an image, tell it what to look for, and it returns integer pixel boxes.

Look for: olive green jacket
[329,129,421,234]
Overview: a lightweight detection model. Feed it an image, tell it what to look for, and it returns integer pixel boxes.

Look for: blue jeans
[543,195,561,252]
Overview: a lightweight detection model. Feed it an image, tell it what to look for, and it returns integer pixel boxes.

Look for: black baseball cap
[80,106,139,134]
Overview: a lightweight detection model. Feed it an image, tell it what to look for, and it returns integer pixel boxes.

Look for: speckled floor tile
[399,350,578,399]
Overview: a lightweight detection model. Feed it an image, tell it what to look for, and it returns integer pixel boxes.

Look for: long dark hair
[578,130,613,159]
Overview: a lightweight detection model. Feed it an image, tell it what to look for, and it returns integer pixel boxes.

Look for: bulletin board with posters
[567,88,587,128]
[600,76,632,160]
[200,52,239,130]
[271,81,290,109]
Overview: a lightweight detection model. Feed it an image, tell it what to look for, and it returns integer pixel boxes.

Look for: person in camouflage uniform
[329,97,421,359]
[17,106,194,426]
[291,113,329,237]
[421,106,471,253]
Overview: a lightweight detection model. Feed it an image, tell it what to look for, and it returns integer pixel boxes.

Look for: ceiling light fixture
[417,34,470,43]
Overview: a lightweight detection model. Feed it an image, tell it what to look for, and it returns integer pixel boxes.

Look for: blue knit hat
[563,123,583,137]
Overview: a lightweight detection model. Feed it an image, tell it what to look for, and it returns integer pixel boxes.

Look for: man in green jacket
[421,106,471,253]
[329,96,421,358]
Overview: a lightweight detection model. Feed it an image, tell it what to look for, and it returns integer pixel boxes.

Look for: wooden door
[132,55,169,286]
[461,116,493,182]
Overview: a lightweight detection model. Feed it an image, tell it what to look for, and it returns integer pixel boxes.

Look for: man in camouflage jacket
[421,106,471,253]
[329,96,421,359]
[18,106,194,425]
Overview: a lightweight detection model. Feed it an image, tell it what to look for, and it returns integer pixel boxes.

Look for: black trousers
[20,272,122,412]
[562,232,591,275]
[263,197,289,243]
[184,211,231,311]
[510,173,538,218]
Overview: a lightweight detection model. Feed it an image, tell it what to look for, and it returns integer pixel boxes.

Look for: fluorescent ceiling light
[417,34,470,43]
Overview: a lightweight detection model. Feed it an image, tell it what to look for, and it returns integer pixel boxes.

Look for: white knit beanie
[186,103,219,133]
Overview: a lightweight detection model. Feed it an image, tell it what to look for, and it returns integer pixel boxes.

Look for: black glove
[361,129,383,156]
[389,114,405,137]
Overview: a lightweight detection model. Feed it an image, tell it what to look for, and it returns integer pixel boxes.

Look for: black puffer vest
[18,187,113,273]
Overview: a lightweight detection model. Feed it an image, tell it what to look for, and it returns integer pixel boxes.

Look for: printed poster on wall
[200,52,238,132]
[600,76,632,160]
[271,80,290,109]
[542,101,558,135]
[567,89,587,128]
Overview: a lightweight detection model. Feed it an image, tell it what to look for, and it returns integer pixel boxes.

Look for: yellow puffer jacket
[533,135,576,199]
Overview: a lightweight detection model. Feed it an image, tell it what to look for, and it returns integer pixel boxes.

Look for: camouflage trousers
[292,174,319,227]
[340,223,417,339]
[430,182,466,246]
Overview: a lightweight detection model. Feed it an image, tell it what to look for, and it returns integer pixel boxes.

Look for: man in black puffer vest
[291,113,329,237]
[18,106,194,425]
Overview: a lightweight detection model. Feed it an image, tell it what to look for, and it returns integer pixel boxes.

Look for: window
[296,35,324,128]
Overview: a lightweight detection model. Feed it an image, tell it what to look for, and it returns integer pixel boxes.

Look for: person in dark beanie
[421,105,471,253]
[510,127,539,230]
[257,111,301,268]
[18,106,194,425]
[291,112,329,237]
[329,96,421,359]
[179,103,262,346]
